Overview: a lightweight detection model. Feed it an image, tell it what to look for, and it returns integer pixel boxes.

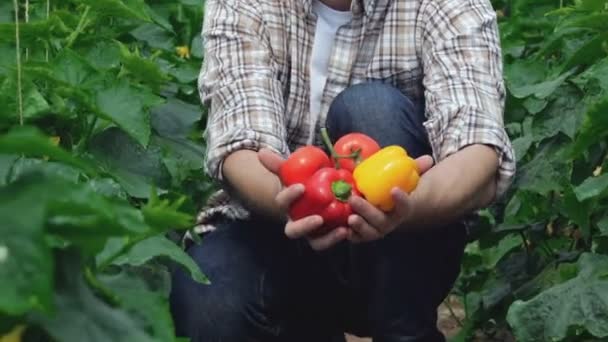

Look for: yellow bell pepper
[353,145,419,211]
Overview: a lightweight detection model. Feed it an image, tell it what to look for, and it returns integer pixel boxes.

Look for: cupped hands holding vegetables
[258,128,434,251]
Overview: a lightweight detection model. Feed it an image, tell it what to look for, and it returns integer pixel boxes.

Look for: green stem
[96,234,148,272]
[45,0,50,61]
[13,0,24,126]
[331,180,352,202]
[321,127,341,168]
[320,127,363,168]
[65,5,90,48]
[24,0,29,61]
[84,267,120,306]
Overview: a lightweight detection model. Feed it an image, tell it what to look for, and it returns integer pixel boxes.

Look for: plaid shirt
[191,0,515,235]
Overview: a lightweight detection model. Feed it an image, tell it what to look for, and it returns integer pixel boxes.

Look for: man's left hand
[347,155,434,243]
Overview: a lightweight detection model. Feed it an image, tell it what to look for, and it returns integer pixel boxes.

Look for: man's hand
[258,148,350,251]
[349,144,499,242]
[347,155,434,243]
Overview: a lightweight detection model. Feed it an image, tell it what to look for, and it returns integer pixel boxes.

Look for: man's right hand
[258,148,350,251]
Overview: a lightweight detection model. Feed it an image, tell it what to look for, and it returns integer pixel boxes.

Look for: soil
[344,295,515,342]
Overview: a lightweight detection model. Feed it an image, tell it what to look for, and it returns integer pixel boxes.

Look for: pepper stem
[321,127,365,168]
[332,180,352,202]
[321,127,341,169]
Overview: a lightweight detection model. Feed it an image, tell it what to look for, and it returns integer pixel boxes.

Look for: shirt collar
[302,0,376,17]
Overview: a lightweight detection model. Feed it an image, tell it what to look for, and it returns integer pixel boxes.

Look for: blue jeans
[170,83,467,342]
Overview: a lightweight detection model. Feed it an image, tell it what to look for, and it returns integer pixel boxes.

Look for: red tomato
[278,145,332,186]
[333,133,381,171]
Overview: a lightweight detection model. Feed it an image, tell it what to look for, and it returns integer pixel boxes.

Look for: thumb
[258,148,285,174]
[415,155,434,175]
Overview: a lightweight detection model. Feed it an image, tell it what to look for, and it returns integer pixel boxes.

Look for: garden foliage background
[0,0,607,341]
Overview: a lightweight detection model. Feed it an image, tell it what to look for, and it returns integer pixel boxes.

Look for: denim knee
[170,244,263,341]
[325,82,432,158]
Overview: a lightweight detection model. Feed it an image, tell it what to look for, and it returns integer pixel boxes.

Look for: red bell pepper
[288,167,359,230]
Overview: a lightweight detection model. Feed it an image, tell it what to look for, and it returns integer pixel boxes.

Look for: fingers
[285,215,324,239]
[307,227,349,251]
[275,184,304,212]
[258,148,284,174]
[390,187,412,223]
[347,214,382,243]
[348,195,389,232]
[415,155,434,174]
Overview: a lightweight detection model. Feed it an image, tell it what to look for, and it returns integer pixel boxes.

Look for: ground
[345,295,515,342]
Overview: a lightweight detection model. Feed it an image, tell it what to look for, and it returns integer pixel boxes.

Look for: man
[170,0,515,341]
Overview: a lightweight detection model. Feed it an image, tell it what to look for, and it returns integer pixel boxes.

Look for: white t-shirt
[308,0,352,143]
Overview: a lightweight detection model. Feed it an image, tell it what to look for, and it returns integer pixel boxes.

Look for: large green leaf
[112,235,209,285]
[131,24,175,50]
[574,173,608,201]
[572,96,608,155]
[89,127,171,198]
[479,234,523,269]
[0,176,53,315]
[507,253,608,341]
[32,254,156,342]
[150,98,204,182]
[96,81,152,147]
[0,76,51,123]
[98,269,175,342]
[53,49,98,87]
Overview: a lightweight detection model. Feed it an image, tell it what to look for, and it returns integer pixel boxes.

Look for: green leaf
[0,176,53,315]
[516,155,564,195]
[513,262,579,301]
[75,0,152,22]
[53,49,98,87]
[507,253,608,341]
[86,42,122,70]
[96,81,152,147]
[0,153,18,186]
[131,24,175,50]
[574,173,608,201]
[480,234,522,269]
[89,127,171,198]
[562,13,608,31]
[0,126,96,175]
[118,42,169,90]
[150,98,204,182]
[142,192,193,232]
[98,269,175,342]
[572,96,608,155]
[31,253,156,342]
[0,76,51,123]
[509,69,576,99]
[598,215,608,236]
[113,235,208,285]
[512,136,533,162]
[562,187,593,240]
[572,57,608,93]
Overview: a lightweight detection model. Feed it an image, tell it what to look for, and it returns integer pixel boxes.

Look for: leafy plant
[452,0,608,340]
[0,0,214,340]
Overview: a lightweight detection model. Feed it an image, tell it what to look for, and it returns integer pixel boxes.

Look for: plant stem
[13,0,24,126]
[46,0,50,61]
[65,5,90,48]
[24,0,29,61]
[320,127,362,168]
[321,127,341,168]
